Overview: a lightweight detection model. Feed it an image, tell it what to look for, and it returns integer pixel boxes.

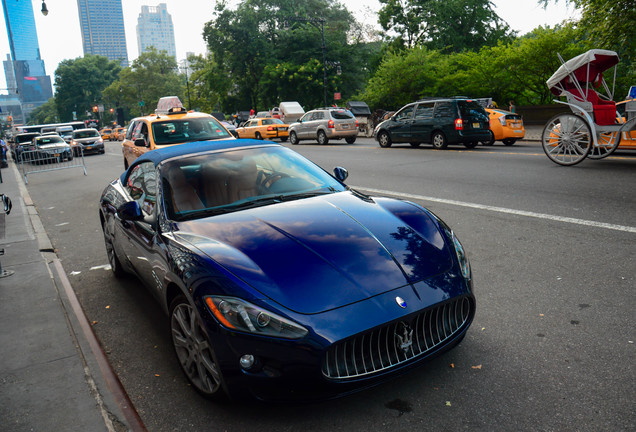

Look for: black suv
[374,97,490,149]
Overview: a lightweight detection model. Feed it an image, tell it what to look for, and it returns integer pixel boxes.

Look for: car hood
[173,192,452,314]
[38,143,69,150]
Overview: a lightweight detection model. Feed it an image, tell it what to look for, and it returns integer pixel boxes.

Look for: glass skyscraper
[136,4,176,59]
[77,0,129,67]
[1,0,53,122]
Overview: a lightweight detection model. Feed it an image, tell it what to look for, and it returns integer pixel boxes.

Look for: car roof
[120,139,279,182]
[130,111,213,124]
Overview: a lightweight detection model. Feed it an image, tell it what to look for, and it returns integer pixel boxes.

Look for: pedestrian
[0,137,8,168]
[508,100,515,113]
[250,108,255,118]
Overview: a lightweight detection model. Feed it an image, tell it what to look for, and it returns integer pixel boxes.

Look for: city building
[77,0,129,67]
[1,0,53,123]
[136,4,176,59]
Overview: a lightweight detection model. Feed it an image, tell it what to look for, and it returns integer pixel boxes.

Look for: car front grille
[322,296,473,380]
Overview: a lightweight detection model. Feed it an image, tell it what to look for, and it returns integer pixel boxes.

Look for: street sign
[334,92,341,100]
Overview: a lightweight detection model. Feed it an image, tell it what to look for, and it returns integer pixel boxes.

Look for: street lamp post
[179,59,192,111]
[284,17,328,108]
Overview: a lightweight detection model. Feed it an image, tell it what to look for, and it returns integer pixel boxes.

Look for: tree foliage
[202,0,381,112]
[355,24,590,110]
[27,98,58,124]
[378,0,515,52]
[54,55,121,122]
[102,48,184,118]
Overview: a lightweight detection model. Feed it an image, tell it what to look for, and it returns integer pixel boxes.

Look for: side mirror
[134,138,147,147]
[333,166,348,182]
[117,201,144,221]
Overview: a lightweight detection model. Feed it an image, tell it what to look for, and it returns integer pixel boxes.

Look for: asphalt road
[22,137,635,432]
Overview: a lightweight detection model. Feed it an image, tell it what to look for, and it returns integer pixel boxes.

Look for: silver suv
[289,108,358,145]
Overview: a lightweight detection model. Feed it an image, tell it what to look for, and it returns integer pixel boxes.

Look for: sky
[0,0,580,92]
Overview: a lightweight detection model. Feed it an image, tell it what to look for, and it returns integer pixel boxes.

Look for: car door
[387,105,415,143]
[411,102,435,143]
[118,161,166,294]
[296,112,312,139]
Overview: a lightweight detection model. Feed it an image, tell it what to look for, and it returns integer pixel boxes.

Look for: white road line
[357,186,636,234]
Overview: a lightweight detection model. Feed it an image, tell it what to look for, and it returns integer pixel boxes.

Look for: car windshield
[74,130,99,138]
[457,101,488,121]
[37,136,65,145]
[161,146,346,220]
[16,134,39,143]
[152,117,232,145]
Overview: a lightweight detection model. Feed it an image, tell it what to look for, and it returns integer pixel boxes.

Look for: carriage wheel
[588,131,621,159]
[541,113,592,166]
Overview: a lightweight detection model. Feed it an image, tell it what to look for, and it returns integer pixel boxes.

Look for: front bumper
[199,274,475,402]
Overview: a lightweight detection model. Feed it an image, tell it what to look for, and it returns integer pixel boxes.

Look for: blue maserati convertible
[99,139,475,401]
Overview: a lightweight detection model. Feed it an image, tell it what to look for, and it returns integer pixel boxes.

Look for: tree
[54,55,121,122]
[378,0,515,52]
[28,98,58,124]
[102,48,184,119]
[202,0,376,112]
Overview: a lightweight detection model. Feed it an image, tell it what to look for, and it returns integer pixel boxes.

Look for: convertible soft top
[120,139,279,183]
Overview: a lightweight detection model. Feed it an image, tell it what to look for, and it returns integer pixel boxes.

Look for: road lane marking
[357,186,636,234]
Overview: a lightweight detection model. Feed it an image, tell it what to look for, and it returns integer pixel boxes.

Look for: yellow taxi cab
[113,127,126,141]
[235,117,290,141]
[121,97,235,168]
[482,108,525,146]
[100,128,113,141]
[615,100,636,149]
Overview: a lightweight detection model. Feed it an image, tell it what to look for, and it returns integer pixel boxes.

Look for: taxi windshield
[152,117,232,145]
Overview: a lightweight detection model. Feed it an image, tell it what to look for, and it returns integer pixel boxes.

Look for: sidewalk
[0,161,145,431]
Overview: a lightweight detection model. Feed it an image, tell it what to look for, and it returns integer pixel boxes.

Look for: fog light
[240,354,255,370]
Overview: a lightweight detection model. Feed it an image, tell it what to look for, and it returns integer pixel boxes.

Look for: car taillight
[355,119,359,128]
[267,126,274,131]
[455,119,463,130]
[328,119,335,128]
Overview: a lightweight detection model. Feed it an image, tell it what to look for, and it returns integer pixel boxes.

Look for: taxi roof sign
[156,96,186,114]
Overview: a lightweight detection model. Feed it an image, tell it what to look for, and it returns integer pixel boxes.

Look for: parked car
[99,139,475,401]
[481,108,525,146]
[11,132,40,161]
[374,97,491,149]
[121,96,235,168]
[236,117,289,141]
[70,128,104,155]
[30,135,73,163]
[289,107,358,145]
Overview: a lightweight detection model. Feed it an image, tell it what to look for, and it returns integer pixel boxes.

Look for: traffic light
[109,108,114,113]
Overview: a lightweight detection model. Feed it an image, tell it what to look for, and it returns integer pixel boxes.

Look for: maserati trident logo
[395,322,413,353]
[395,296,407,308]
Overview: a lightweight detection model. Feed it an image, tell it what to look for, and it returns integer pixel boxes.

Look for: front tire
[289,131,299,145]
[170,295,227,400]
[317,130,329,145]
[103,222,126,278]
[377,131,392,148]
[432,132,448,149]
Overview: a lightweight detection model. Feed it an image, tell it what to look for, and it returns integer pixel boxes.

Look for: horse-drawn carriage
[542,49,636,166]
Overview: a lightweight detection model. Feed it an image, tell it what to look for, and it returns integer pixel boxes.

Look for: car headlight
[205,296,308,339]
[451,231,471,281]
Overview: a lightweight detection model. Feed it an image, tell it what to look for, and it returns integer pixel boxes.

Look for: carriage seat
[568,87,616,126]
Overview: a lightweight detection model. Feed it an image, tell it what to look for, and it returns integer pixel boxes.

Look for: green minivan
[374,97,491,149]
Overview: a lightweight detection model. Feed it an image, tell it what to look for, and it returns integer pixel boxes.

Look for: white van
[56,125,74,143]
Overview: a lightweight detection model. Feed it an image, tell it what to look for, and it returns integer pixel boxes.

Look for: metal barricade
[19,147,87,184]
